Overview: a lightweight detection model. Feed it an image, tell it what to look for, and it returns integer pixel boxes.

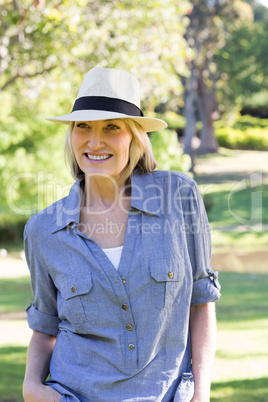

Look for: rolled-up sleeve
[24,220,60,336]
[183,181,221,306]
[191,269,221,305]
[27,303,60,336]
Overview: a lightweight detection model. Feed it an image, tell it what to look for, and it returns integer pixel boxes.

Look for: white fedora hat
[46,66,167,132]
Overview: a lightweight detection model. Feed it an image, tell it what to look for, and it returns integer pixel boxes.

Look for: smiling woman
[71,119,132,183]
[64,116,158,187]
[23,66,221,402]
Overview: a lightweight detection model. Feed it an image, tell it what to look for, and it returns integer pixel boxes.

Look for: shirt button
[121,277,126,284]
[168,271,173,279]
[126,324,133,331]
[70,286,77,293]
[128,344,135,351]
[122,304,128,310]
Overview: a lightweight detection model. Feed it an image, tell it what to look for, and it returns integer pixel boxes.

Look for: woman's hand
[23,331,60,401]
[23,383,62,402]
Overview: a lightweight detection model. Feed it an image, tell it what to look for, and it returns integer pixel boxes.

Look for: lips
[85,153,112,161]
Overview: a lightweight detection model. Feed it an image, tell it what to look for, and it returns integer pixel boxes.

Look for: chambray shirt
[24,170,221,402]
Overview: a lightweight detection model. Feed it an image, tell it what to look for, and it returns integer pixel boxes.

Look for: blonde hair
[64,119,157,186]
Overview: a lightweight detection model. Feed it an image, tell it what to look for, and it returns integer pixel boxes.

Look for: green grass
[210,272,268,401]
[216,272,268,323]
[0,277,32,315]
[201,182,268,228]
[211,378,268,402]
[198,176,268,248]
[0,346,26,402]
[211,230,268,249]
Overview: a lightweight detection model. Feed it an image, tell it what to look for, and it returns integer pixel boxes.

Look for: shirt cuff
[27,303,60,336]
[191,270,221,306]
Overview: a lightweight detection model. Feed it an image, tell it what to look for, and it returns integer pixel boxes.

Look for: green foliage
[155,111,185,130]
[150,129,192,173]
[215,13,268,114]
[214,115,268,150]
[232,114,268,130]
[215,127,268,150]
[0,215,28,245]
[240,91,268,118]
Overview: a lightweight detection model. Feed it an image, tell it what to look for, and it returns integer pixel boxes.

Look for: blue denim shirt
[24,170,221,402]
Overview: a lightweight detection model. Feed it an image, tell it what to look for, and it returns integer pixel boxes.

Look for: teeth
[87,154,111,160]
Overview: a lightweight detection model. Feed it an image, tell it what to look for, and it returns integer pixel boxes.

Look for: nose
[88,129,104,150]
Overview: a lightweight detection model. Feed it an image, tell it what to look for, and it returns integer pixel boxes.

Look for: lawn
[0,345,27,401]
[195,149,268,250]
[211,273,268,401]
[0,277,32,315]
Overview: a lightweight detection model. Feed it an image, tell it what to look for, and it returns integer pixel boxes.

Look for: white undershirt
[102,245,123,270]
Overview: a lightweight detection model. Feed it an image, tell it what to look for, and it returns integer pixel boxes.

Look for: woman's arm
[23,330,62,402]
[189,302,217,402]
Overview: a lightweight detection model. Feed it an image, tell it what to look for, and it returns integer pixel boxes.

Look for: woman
[23,66,221,402]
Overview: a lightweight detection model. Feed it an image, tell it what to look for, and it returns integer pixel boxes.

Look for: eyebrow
[76,119,122,124]
[103,119,121,122]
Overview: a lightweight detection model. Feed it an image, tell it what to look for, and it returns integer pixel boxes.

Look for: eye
[76,122,89,128]
[106,124,120,130]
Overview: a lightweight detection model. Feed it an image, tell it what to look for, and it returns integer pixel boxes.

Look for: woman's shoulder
[24,196,67,240]
[152,170,196,188]
[24,179,81,240]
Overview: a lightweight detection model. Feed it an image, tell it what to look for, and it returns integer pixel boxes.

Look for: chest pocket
[150,259,184,310]
[59,274,98,324]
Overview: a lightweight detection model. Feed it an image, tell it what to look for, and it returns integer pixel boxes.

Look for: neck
[83,174,127,210]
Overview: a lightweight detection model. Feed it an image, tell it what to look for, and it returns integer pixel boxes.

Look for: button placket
[119,292,137,368]
[113,230,138,371]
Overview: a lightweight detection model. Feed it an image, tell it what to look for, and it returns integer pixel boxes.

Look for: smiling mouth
[85,153,112,161]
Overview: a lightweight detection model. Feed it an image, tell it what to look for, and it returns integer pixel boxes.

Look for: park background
[0,0,268,400]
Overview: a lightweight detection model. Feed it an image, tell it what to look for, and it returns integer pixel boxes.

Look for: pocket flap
[60,274,93,300]
[150,259,182,282]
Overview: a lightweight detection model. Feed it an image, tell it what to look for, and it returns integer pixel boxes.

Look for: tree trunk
[183,64,198,168]
[197,72,218,154]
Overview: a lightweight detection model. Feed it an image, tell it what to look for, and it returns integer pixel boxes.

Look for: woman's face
[71,119,132,182]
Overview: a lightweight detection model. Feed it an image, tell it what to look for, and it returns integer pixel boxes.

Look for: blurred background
[0,0,267,400]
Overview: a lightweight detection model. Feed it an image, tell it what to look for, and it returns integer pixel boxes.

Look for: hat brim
[46,110,167,132]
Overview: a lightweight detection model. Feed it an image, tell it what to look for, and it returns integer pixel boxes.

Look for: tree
[182,0,253,158]
[215,2,268,117]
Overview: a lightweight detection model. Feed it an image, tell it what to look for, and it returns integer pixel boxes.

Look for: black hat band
[72,96,144,117]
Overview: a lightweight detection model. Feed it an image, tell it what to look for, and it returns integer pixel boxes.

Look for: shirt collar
[130,171,161,216]
[51,171,161,233]
[51,178,83,234]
